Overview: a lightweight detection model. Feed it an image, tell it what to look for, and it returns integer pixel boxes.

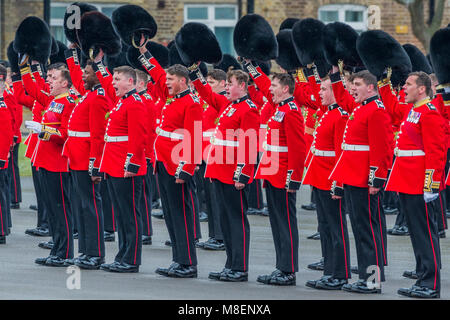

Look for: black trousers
[107,175,143,266]
[399,193,441,291]
[141,160,153,237]
[266,181,298,273]
[190,174,202,240]
[40,169,73,259]
[213,179,250,272]
[393,198,407,228]
[436,191,447,232]
[32,166,48,229]
[314,187,351,280]
[71,170,105,258]
[198,162,223,240]
[247,179,264,209]
[382,190,398,208]
[0,169,10,236]
[101,179,115,233]
[157,162,197,266]
[345,185,386,282]
[4,161,11,229]
[8,143,21,204]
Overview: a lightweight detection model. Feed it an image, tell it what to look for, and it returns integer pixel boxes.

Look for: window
[318,4,367,33]
[184,4,238,56]
[50,2,122,44]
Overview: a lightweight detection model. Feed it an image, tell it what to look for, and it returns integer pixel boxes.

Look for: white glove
[444,86,450,94]
[424,192,439,203]
[25,121,42,133]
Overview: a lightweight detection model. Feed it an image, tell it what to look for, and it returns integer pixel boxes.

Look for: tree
[394,0,446,52]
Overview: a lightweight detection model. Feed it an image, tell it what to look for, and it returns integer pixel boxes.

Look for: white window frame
[184,4,238,29]
[318,4,368,32]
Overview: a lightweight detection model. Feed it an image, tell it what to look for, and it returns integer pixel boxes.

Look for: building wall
[2,0,449,58]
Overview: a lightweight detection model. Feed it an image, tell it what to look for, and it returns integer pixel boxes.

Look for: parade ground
[1,176,450,300]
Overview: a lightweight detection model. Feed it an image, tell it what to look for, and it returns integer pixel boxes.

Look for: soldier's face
[49,70,67,96]
[82,65,97,90]
[269,78,288,104]
[319,80,335,106]
[225,76,245,101]
[166,73,186,96]
[352,78,372,103]
[112,72,133,97]
[207,76,225,94]
[403,76,423,104]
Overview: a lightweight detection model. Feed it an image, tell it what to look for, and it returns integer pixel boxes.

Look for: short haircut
[113,65,137,85]
[59,68,72,88]
[429,73,438,85]
[353,70,377,88]
[409,71,433,97]
[208,69,227,82]
[0,65,6,82]
[48,62,67,71]
[135,69,149,84]
[166,64,189,84]
[272,72,295,94]
[227,69,249,90]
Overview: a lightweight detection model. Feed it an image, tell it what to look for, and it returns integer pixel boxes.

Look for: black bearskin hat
[64,2,98,45]
[7,42,19,74]
[14,16,52,64]
[213,54,242,72]
[276,29,302,71]
[279,18,300,31]
[402,44,432,74]
[430,27,450,84]
[126,41,169,71]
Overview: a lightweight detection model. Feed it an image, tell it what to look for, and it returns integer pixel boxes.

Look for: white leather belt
[68,130,90,138]
[203,131,214,138]
[104,135,128,142]
[157,128,184,140]
[394,148,425,157]
[341,143,370,151]
[312,148,335,157]
[211,137,239,147]
[263,143,288,152]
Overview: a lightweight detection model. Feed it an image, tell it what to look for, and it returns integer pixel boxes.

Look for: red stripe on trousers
[92,182,101,257]
[132,177,138,265]
[424,202,438,290]
[285,191,294,273]
[143,179,150,234]
[377,197,387,265]
[439,193,446,229]
[368,192,380,283]
[189,190,196,239]
[59,173,70,259]
[240,190,246,271]
[339,199,349,279]
[182,184,192,265]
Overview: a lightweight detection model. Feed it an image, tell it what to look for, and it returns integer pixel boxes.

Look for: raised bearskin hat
[105,41,130,70]
[168,42,208,77]
[234,14,278,61]
[76,11,122,59]
[7,42,19,74]
[430,27,450,84]
[213,54,242,72]
[64,2,98,45]
[402,44,432,74]
[279,18,300,31]
[276,29,302,71]
[50,40,69,65]
[112,5,157,47]
[356,30,411,87]
[323,22,363,69]
[175,22,222,65]
[256,60,272,76]
[126,41,169,71]
[292,18,330,78]
[50,37,59,56]
[14,16,52,64]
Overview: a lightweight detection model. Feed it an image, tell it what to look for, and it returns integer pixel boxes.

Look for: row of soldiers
[1,10,449,300]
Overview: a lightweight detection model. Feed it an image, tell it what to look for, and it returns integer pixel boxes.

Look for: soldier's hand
[124,171,137,178]
[331,65,339,73]
[139,34,149,55]
[235,182,245,190]
[91,176,102,184]
[287,189,296,193]
[68,42,78,49]
[369,186,380,195]
[94,48,104,63]
[175,178,185,184]
[332,195,342,200]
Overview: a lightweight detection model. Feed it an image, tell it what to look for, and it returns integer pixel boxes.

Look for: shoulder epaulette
[375,99,385,109]
[246,100,257,109]
[190,94,200,104]
[66,96,75,104]
[132,93,142,102]
[143,93,152,100]
[338,107,348,116]
[288,101,298,110]
[97,88,105,96]
[0,100,7,108]
[426,102,437,111]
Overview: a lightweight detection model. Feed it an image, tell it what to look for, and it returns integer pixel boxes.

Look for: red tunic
[0,96,13,169]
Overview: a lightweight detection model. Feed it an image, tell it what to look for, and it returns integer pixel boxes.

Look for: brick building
[1,0,449,59]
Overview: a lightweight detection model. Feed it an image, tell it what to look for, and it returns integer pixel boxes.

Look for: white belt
[211,137,239,147]
[312,148,335,157]
[341,143,370,151]
[68,130,90,138]
[157,128,184,140]
[394,148,425,157]
[260,124,268,129]
[263,143,288,152]
[203,131,214,138]
[104,135,128,142]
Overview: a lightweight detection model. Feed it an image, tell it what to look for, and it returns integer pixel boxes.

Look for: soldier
[0,64,14,244]
[304,76,351,290]
[91,52,147,273]
[243,58,305,286]
[330,70,393,294]
[21,60,76,266]
[138,44,203,278]
[64,48,112,269]
[385,72,446,299]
